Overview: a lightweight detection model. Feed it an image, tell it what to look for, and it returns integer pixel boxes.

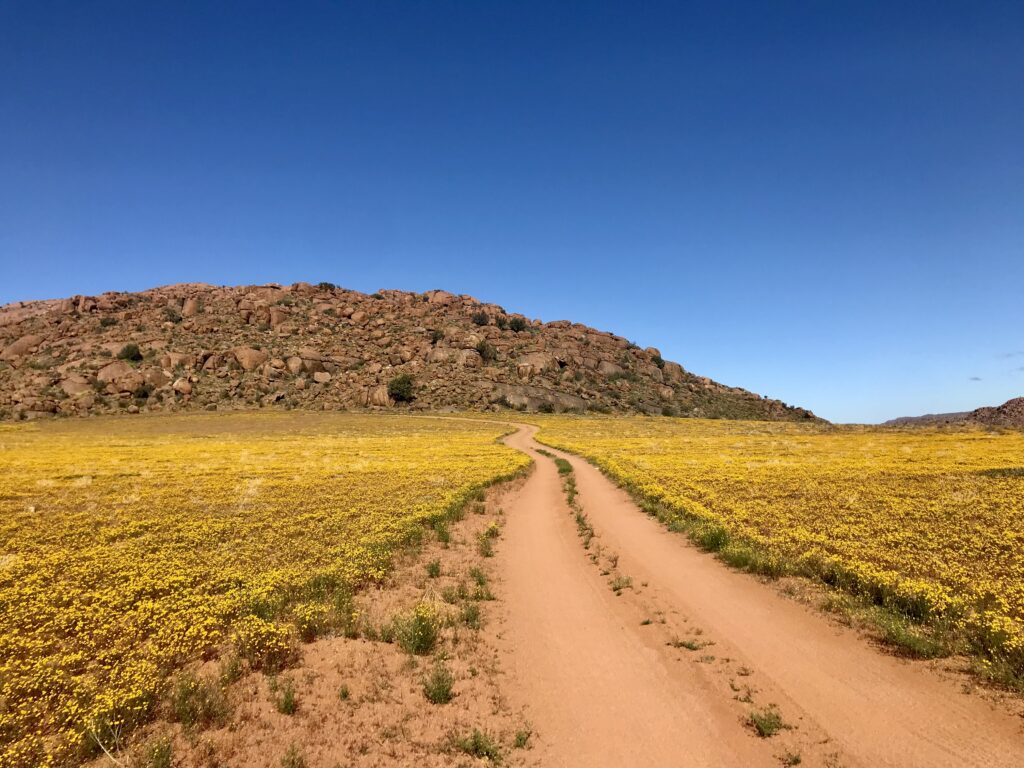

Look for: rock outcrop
[0,282,820,421]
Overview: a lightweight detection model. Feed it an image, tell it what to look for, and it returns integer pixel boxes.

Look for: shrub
[430,329,445,344]
[495,315,508,329]
[538,402,555,414]
[293,603,330,643]
[99,316,118,328]
[749,705,785,737]
[454,729,501,761]
[475,340,497,363]
[272,677,298,715]
[477,533,494,558]
[371,292,383,299]
[433,520,451,545]
[426,559,442,578]
[163,307,182,323]
[423,660,454,704]
[394,602,440,655]
[317,281,337,291]
[140,737,173,768]
[652,354,665,369]
[169,673,228,729]
[471,310,489,326]
[508,317,528,332]
[461,602,481,629]
[219,655,243,685]
[232,615,295,672]
[117,343,143,362]
[281,744,307,768]
[133,382,154,401]
[388,374,415,403]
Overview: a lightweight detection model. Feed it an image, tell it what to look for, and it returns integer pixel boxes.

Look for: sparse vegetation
[140,737,173,768]
[749,705,785,737]
[423,660,455,704]
[117,342,143,362]
[453,728,502,762]
[280,743,308,768]
[388,373,415,402]
[471,310,490,326]
[271,677,298,715]
[476,339,497,362]
[169,673,228,730]
[394,602,441,655]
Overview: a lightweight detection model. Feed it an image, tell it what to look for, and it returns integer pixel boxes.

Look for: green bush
[471,310,489,326]
[423,661,454,704]
[394,603,440,655]
[117,343,143,362]
[454,729,501,761]
[476,340,497,362]
[508,317,528,332]
[169,673,228,730]
[281,744,307,768]
[140,737,173,768]
[272,677,298,715]
[317,281,337,291]
[388,374,415,402]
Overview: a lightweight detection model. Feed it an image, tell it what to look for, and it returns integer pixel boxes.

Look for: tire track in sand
[496,424,1024,768]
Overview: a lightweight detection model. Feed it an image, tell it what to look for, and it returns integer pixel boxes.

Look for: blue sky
[1,2,1022,423]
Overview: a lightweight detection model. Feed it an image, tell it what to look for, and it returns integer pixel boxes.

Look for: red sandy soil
[496,424,1024,768]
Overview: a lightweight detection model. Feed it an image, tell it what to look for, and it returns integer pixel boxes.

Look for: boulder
[313,371,332,384]
[597,360,624,377]
[456,349,483,368]
[285,356,305,375]
[181,297,200,317]
[1,334,45,361]
[96,360,135,384]
[365,385,393,407]
[269,306,289,327]
[427,290,455,305]
[144,369,170,388]
[60,375,92,397]
[172,378,193,395]
[516,352,558,380]
[426,347,451,364]
[233,347,268,372]
[160,352,195,371]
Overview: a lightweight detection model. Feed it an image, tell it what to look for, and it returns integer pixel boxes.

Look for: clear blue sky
[2,2,1022,423]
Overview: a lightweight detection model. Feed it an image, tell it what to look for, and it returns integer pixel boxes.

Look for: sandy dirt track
[496,424,1024,768]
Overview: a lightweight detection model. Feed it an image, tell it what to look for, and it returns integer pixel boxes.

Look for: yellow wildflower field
[535,416,1024,669]
[0,413,527,767]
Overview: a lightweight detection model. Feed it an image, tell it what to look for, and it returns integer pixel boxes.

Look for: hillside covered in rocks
[0,282,819,422]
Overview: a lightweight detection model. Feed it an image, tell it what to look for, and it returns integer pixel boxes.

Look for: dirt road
[496,423,1024,768]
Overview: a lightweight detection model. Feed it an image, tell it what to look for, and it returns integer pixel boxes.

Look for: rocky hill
[0,282,819,422]
[968,397,1024,428]
[882,411,971,427]
[884,397,1024,429]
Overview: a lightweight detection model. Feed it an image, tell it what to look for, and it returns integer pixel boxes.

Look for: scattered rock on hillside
[0,282,821,422]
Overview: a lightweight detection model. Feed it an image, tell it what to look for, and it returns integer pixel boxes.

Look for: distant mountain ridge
[0,281,820,422]
[884,397,1024,429]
